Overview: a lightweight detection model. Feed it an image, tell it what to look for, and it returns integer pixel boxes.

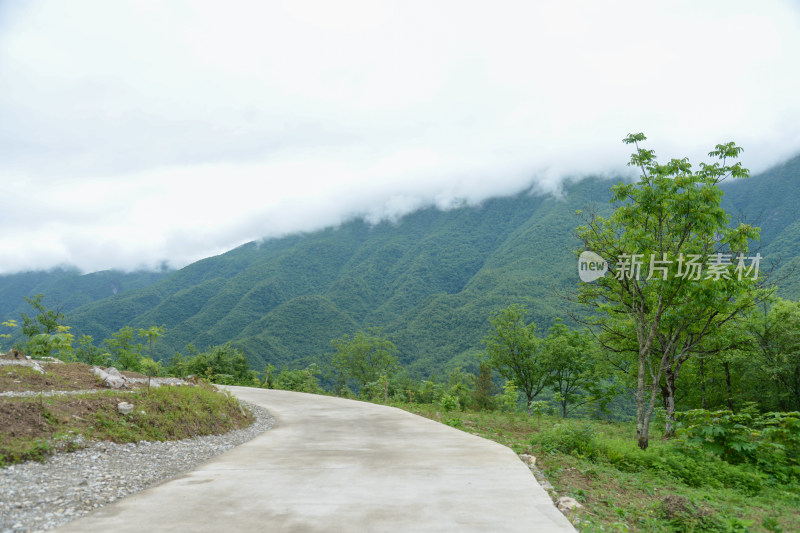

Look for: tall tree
[576,133,768,449]
[542,320,609,418]
[20,294,64,337]
[138,325,165,361]
[1,320,17,352]
[74,334,110,366]
[186,344,254,384]
[104,326,143,371]
[28,326,74,360]
[330,328,399,393]
[483,304,551,414]
[746,298,800,411]
[18,294,74,359]
[472,362,496,411]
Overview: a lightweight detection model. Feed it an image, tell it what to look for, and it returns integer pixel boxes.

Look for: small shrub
[444,416,464,429]
[534,422,600,460]
[658,494,730,532]
[500,381,519,413]
[528,400,552,417]
[676,409,757,464]
[762,516,784,533]
[438,394,458,412]
[677,409,800,484]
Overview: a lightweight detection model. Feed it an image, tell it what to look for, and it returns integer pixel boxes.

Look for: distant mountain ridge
[2,153,799,375]
[0,267,171,324]
[61,176,613,373]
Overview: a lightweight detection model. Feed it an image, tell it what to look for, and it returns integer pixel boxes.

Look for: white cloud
[0,0,799,274]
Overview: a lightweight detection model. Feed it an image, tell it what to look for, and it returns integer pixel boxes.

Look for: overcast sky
[1,1,799,275]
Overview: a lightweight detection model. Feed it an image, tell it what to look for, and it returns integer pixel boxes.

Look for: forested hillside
[3,153,799,376]
[724,153,800,296]
[0,267,170,324]
[56,177,617,374]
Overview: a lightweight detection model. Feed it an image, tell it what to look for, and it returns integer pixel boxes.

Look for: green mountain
[0,267,171,325]
[723,152,800,296]
[4,152,800,376]
[57,177,613,374]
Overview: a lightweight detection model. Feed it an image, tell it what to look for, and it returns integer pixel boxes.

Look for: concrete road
[54,387,576,532]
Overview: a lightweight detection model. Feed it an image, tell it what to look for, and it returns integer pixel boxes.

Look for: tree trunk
[699,358,706,409]
[636,354,649,450]
[636,320,660,451]
[663,372,676,438]
[724,362,734,411]
[637,416,651,450]
[794,366,800,411]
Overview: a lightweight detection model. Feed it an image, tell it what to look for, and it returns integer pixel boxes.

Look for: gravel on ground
[0,401,273,533]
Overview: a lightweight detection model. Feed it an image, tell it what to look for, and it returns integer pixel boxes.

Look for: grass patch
[397,403,800,532]
[0,384,252,467]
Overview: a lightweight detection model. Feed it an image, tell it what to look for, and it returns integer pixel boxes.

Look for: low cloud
[1,0,799,274]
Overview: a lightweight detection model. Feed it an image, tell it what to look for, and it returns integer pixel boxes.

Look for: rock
[117,402,134,415]
[92,366,128,389]
[6,348,26,359]
[0,355,44,373]
[520,453,536,466]
[108,376,126,388]
[557,496,583,512]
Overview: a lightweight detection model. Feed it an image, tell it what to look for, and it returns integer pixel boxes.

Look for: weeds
[397,403,800,532]
[1,385,252,466]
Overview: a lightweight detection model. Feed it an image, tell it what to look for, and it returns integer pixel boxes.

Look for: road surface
[53,387,575,532]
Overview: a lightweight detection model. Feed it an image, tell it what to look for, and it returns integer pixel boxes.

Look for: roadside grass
[0,363,98,392]
[0,383,252,467]
[398,404,800,533]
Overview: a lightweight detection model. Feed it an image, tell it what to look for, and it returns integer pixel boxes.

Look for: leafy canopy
[331,327,399,392]
[576,133,766,449]
[483,304,550,412]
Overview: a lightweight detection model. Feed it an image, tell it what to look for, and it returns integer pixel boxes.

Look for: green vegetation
[3,153,799,382]
[745,298,800,411]
[2,136,800,529]
[483,304,549,413]
[1,319,17,352]
[577,134,766,450]
[399,404,799,532]
[331,327,399,395]
[181,344,259,385]
[3,178,615,373]
[0,384,252,467]
[0,268,170,330]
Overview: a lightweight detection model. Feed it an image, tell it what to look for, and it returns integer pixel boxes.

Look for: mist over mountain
[2,154,799,375]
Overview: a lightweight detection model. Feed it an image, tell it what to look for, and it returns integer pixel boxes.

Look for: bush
[185,344,257,385]
[269,365,322,393]
[676,409,758,464]
[677,409,800,483]
[533,422,601,460]
[438,394,459,412]
[658,494,754,533]
[528,400,553,417]
[618,444,765,494]
[500,381,520,413]
[531,420,766,494]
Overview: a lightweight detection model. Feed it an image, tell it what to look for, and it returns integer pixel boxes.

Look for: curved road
[53,387,575,532]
